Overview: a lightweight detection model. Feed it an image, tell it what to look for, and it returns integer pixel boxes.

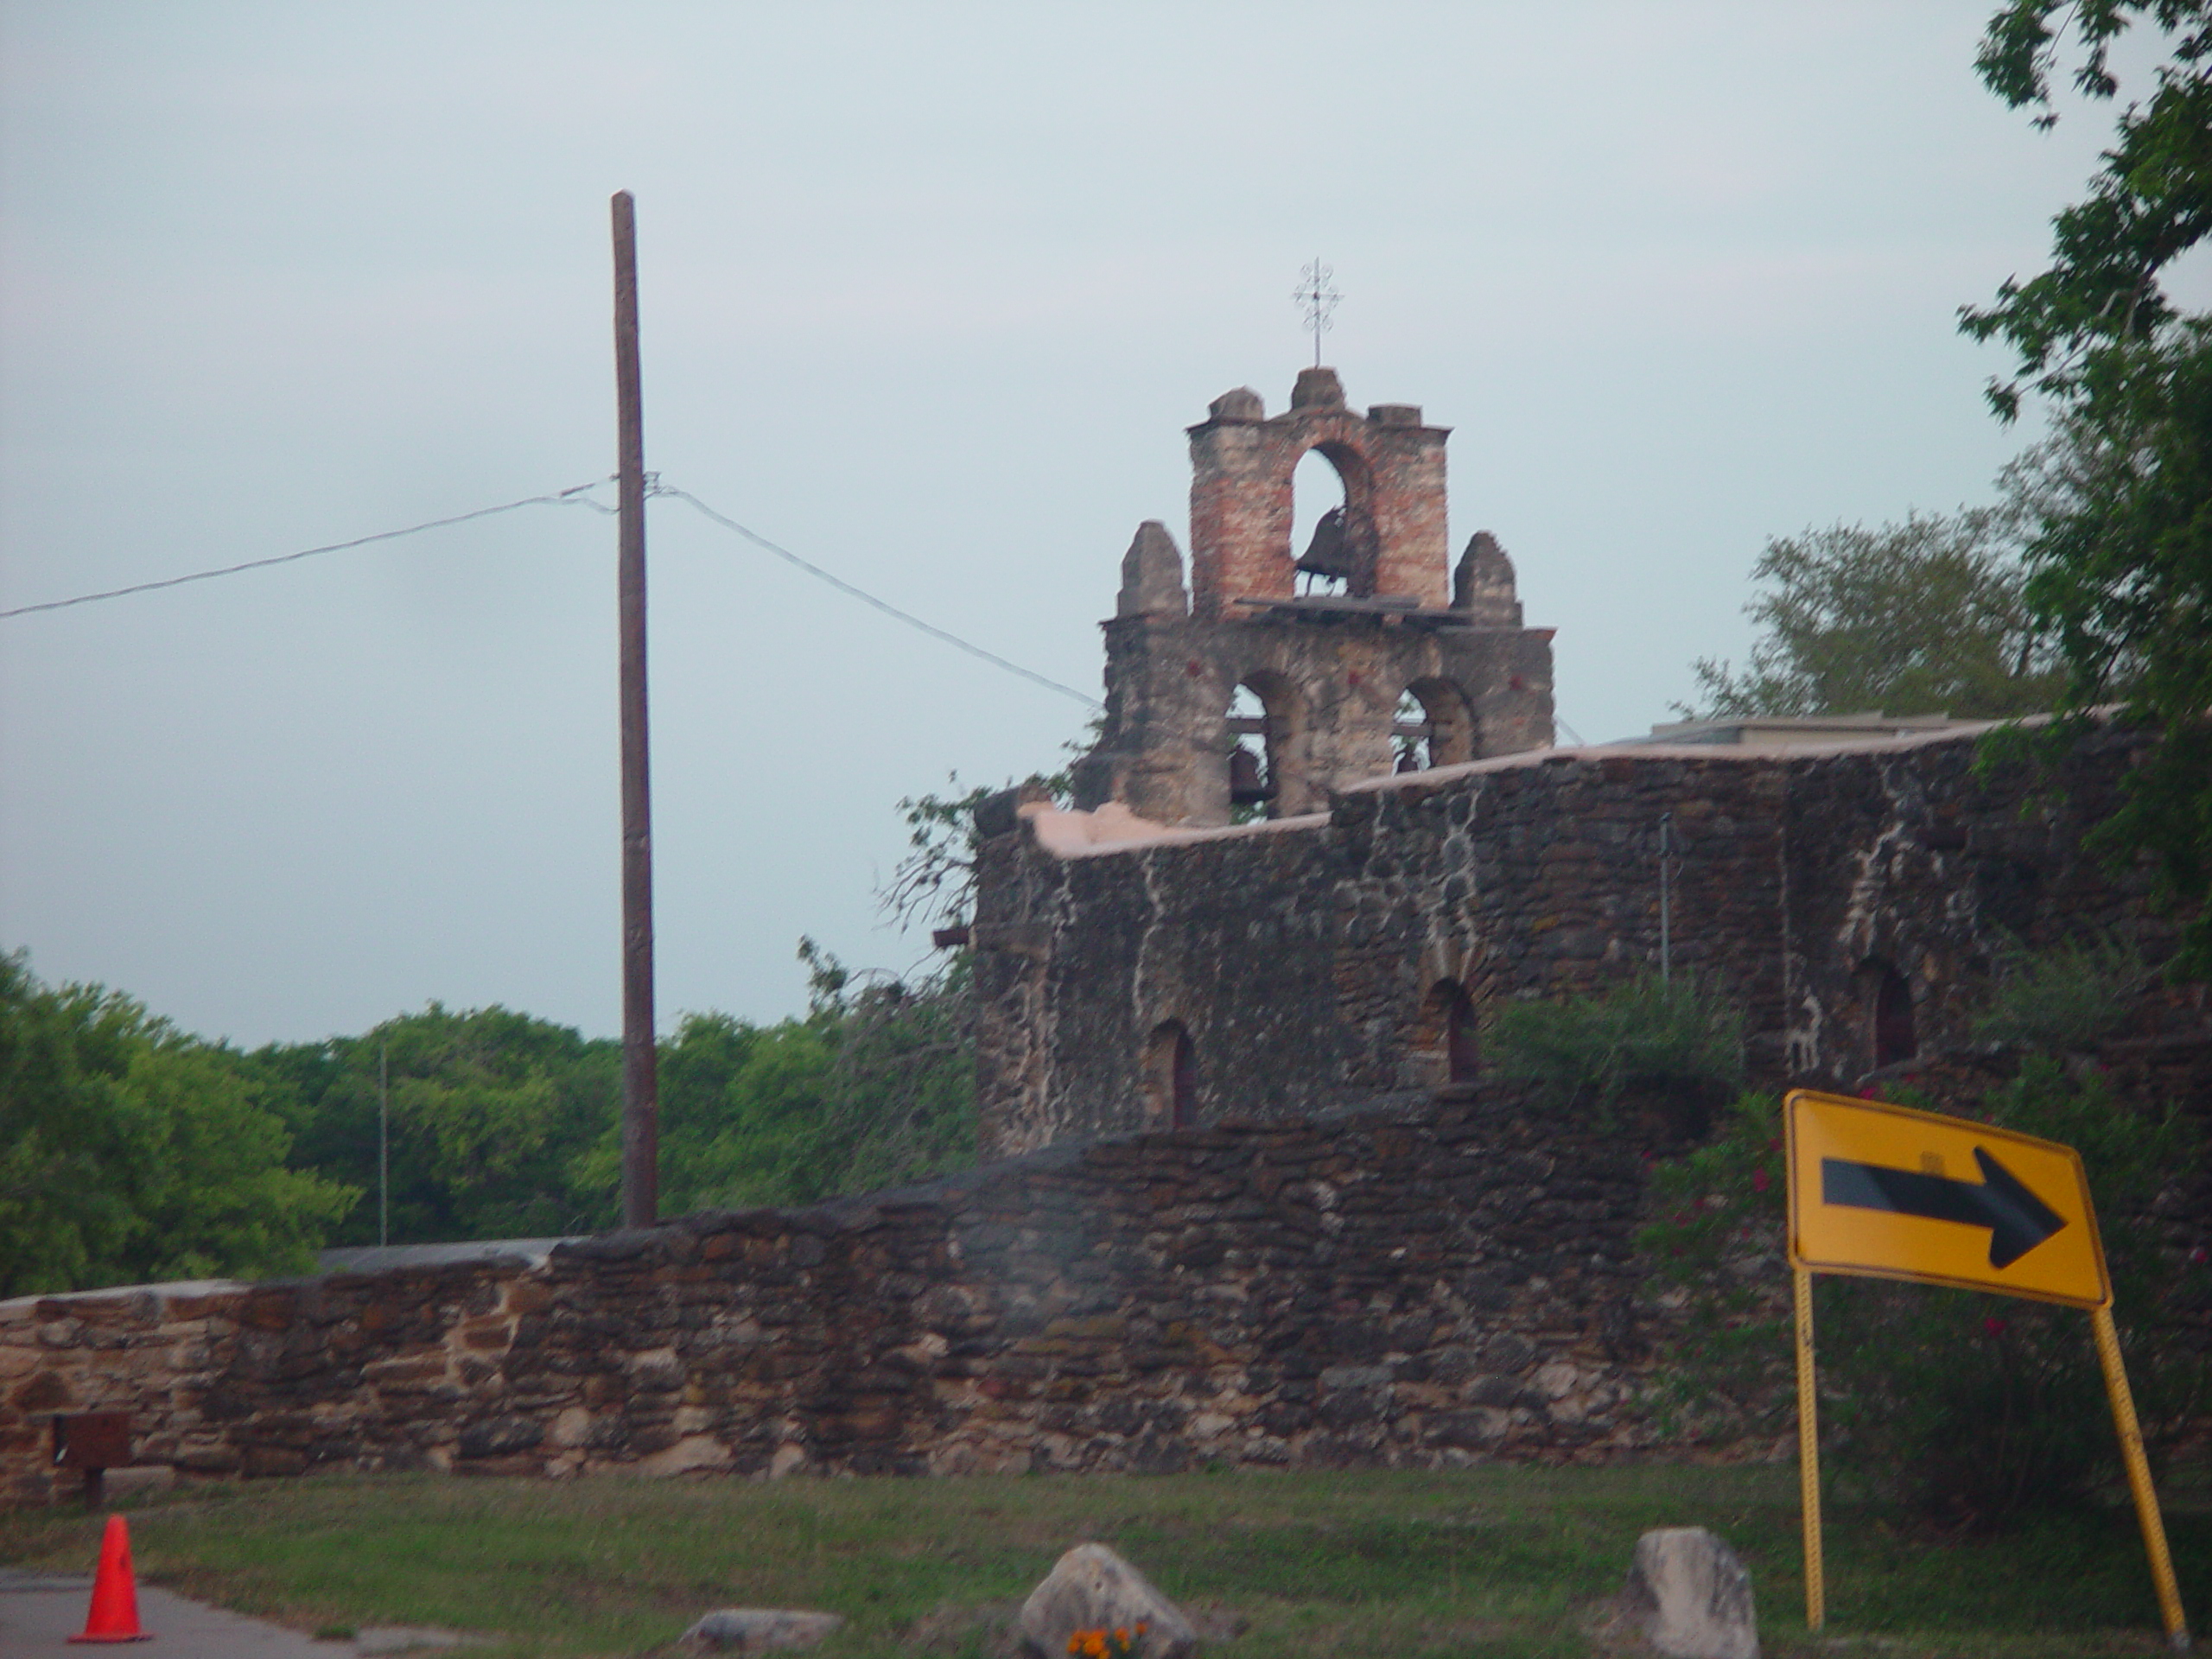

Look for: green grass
[2,1464,2204,1657]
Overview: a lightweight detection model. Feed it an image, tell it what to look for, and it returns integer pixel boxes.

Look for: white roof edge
[1021,711,2090,857]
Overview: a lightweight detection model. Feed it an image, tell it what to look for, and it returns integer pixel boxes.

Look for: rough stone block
[1613,1527,1758,1659]
[678,1608,844,1651]
[1017,1543,1197,1659]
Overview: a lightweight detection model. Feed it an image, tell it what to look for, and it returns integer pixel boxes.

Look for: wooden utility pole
[612,189,658,1228]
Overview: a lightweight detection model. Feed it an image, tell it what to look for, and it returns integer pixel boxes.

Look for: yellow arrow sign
[1786,1090,2110,1309]
[1782,1090,2183,1649]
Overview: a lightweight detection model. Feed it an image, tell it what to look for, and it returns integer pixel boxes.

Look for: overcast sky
[0,3,2166,1047]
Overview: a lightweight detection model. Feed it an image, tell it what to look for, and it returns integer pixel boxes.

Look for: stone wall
[1,1090,1671,1508]
[983,741,1794,1158]
[979,721,2195,1159]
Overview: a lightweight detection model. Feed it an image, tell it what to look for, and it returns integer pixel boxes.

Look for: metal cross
[1292,258,1341,368]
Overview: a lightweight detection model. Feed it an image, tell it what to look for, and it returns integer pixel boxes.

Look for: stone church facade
[972,372,2186,1158]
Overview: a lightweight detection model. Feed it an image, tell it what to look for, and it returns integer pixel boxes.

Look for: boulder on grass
[678,1609,845,1652]
[1017,1544,1197,1659]
[1614,1528,1758,1659]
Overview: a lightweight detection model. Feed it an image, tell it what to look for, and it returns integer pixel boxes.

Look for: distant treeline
[0,944,976,1299]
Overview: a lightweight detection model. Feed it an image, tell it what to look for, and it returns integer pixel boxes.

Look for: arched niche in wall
[1141,1020,1198,1128]
[1395,677,1478,771]
[1858,958,1918,1071]
[1414,979,1482,1085]
[1227,669,1302,820]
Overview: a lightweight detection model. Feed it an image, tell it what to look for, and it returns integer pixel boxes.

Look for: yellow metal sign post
[1783,1089,2189,1649]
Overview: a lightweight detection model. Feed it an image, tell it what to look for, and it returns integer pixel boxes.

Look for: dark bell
[1229,745,1269,804]
[1395,745,1422,773]
[1295,506,1357,583]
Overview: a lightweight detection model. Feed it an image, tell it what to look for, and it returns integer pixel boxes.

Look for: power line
[657,484,1103,709]
[0,480,616,619]
[0,473,1103,715]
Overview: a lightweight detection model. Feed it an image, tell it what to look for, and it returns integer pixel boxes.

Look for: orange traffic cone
[70,1513,151,1643]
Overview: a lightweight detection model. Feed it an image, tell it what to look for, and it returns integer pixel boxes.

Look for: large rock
[1017,1544,1197,1659]
[678,1608,845,1652]
[1615,1529,1758,1659]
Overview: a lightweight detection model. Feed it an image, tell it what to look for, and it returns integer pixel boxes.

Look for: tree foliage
[1688,509,2065,720]
[1964,1,2212,976]
[252,1003,624,1244]
[565,943,976,1217]
[265,949,978,1249]
[0,952,358,1297]
[879,767,1074,934]
[1964,1,2212,420]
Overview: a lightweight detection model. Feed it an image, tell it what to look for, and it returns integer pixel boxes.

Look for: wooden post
[612,189,658,1229]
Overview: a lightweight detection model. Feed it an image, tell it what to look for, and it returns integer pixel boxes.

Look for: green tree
[1688,508,2065,721]
[0,953,357,1296]
[1963,1,2212,976]
[565,942,977,1220]
[253,1003,621,1245]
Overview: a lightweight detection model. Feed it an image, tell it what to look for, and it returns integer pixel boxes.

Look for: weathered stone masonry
[977,721,2193,1157]
[1071,368,1557,827]
[3,1091,1669,1507]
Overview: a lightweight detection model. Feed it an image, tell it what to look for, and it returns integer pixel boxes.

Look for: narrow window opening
[1446,989,1481,1083]
[1143,1020,1198,1128]
[1395,690,1432,772]
[1227,672,1299,821]
[1873,964,1917,1069]
[1395,679,1477,772]
[1417,980,1482,1086]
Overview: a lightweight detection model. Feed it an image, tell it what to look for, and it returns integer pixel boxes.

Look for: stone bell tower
[1071,368,1556,826]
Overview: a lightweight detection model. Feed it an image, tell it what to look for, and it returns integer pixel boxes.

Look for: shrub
[1484,974,1744,1120]
[1972,933,2148,1052]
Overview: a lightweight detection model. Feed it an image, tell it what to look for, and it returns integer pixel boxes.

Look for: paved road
[0,1573,481,1657]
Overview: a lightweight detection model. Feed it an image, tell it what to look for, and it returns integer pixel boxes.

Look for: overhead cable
[0,480,617,620]
[657,484,1103,709]
[1,474,1103,715]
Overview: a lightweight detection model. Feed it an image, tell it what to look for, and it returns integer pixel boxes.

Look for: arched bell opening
[1395,678,1477,772]
[1414,979,1482,1086]
[1858,958,1918,1071]
[1226,670,1301,821]
[1291,441,1378,598]
[1141,1020,1198,1128]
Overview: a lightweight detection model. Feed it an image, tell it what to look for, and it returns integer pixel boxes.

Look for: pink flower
[1751,1170,1771,1193]
[1984,1316,2009,1338]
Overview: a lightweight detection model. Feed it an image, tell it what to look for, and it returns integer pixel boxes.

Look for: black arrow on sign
[1821,1147,2067,1269]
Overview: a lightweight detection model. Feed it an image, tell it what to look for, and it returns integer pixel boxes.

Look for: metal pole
[612,189,659,1228]
[2093,1304,2190,1649]
[1658,811,1674,984]
[378,1039,390,1248]
[1794,1265,1825,1635]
